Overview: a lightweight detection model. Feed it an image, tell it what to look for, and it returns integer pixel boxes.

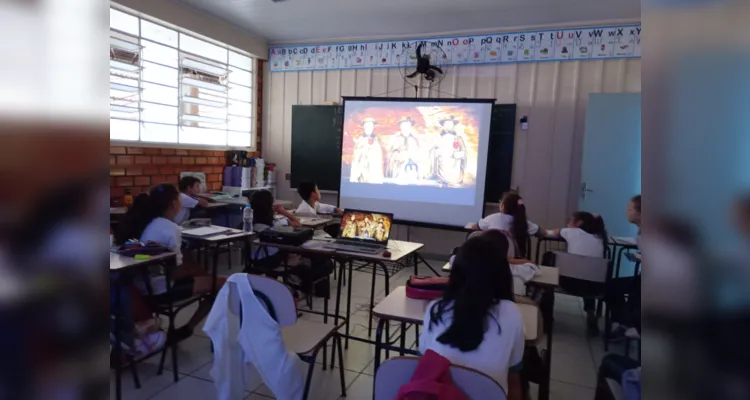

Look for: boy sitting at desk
[175,176,209,224]
[295,181,342,216]
[296,181,343,238]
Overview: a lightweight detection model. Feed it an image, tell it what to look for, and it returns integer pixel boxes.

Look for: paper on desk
[612,236,636,245]
[313,230,332,239]
[298,217,325,225]
[181,226,230,237]
[301,240,327,249]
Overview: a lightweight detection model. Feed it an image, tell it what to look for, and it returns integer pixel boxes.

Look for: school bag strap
[395,350,469,400]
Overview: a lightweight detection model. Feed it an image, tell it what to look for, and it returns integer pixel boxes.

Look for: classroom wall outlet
[285,173,291,180]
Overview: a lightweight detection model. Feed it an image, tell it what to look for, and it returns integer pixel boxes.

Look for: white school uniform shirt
[478,212,539,235]
[138,217,184,294]
[295,200,336,216]
[419,299,525,393]
[203,273,305,400]
[560,227,604,258]
[175,193,200,224]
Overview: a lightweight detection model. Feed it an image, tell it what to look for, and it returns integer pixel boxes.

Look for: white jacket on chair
[203,273,305,400]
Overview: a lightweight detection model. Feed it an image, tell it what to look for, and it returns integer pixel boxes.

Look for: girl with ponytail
[543,210,609,333]
[471,192,539,257]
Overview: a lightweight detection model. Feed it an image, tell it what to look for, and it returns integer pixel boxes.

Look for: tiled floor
[111,253,627,399]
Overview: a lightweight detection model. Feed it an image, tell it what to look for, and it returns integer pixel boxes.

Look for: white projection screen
[338,97,494,227]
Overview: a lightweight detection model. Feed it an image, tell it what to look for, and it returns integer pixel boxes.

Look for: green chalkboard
[290,103,516,198]
[290,105,343,191]
[484,104,517,203]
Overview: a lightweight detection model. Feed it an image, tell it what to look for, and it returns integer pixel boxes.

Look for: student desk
[203,201,232,227]
[110,207,127,227]
[534,235,566,264]
[181,227,256,296]
[373,269,560,400]
[110,252,178,400]
[297,216,334,229]
[110,207,127,215]
[625,251,642,275]
[292,212,341,230]
[251,239,424,349]
[441,262,560,285]
[610,236,639,277]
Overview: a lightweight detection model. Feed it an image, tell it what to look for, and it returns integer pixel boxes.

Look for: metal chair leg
[128,356,141,389]
[322,339,328,371]
[337,335,346,397]
[604,306,611,351]
[301,347,322,400]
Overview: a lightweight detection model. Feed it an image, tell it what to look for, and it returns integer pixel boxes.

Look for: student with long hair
[251,190,333,298]
[115,183,226,342]
[541,211,608,333]
[470,192,539,256]
[249,190,299,268]
[420,230,524,399]
[544,211,608,258]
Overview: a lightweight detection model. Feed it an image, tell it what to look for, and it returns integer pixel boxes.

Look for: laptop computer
[324,209,394,254]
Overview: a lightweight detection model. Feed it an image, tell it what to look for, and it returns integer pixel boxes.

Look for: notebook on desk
[182,225,233,237]
[324,209,393,254]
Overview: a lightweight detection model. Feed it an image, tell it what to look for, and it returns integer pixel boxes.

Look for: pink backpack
[395,350,469,400]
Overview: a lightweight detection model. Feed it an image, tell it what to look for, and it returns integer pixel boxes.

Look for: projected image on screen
[339,98,493,227]
[343,105,480,188]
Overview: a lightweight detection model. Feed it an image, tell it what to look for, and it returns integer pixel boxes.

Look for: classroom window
[109,7,254,148]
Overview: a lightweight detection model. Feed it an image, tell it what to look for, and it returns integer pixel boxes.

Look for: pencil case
[117,242,172,257]
[405,276,449,300]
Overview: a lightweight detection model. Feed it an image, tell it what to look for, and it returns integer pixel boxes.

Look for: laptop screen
[339,209,393,244]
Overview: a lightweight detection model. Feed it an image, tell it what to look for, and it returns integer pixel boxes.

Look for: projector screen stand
[401,224,442,276]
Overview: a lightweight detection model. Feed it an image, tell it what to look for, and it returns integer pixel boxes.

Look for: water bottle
[242,204,253,232]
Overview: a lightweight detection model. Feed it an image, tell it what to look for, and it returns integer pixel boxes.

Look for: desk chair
[248,245,332,313]
[374,356,507,400]
[239,275,347,400]
[549,251,614,347]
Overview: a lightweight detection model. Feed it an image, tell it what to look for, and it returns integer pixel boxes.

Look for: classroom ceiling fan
[399,42,448,92]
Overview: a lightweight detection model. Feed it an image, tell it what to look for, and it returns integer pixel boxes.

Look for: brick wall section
[109,146,259,200]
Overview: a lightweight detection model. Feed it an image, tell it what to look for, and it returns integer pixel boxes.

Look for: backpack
[395,350,469,400]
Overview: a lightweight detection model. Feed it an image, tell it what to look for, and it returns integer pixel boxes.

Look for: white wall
[264,58,641,257]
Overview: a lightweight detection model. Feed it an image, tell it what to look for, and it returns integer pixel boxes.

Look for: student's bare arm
[197,198,209,207]
[508,258,534,264]
[507,372,523,400]
[274,204,301,226]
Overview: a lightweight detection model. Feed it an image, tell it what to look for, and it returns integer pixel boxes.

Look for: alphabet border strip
[269,24,641,72]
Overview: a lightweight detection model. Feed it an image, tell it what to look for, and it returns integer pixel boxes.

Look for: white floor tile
[550,350,597,387]
[315,335,378,375]
[143,335,213,376]
[253,364,357,400]
[191,361,264,392]
[109,362,176,400]
[149,376,219,400]
[549,380,597,400]
[342,373,374,400]
[553,330,594,360]
[245,393,274,399]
